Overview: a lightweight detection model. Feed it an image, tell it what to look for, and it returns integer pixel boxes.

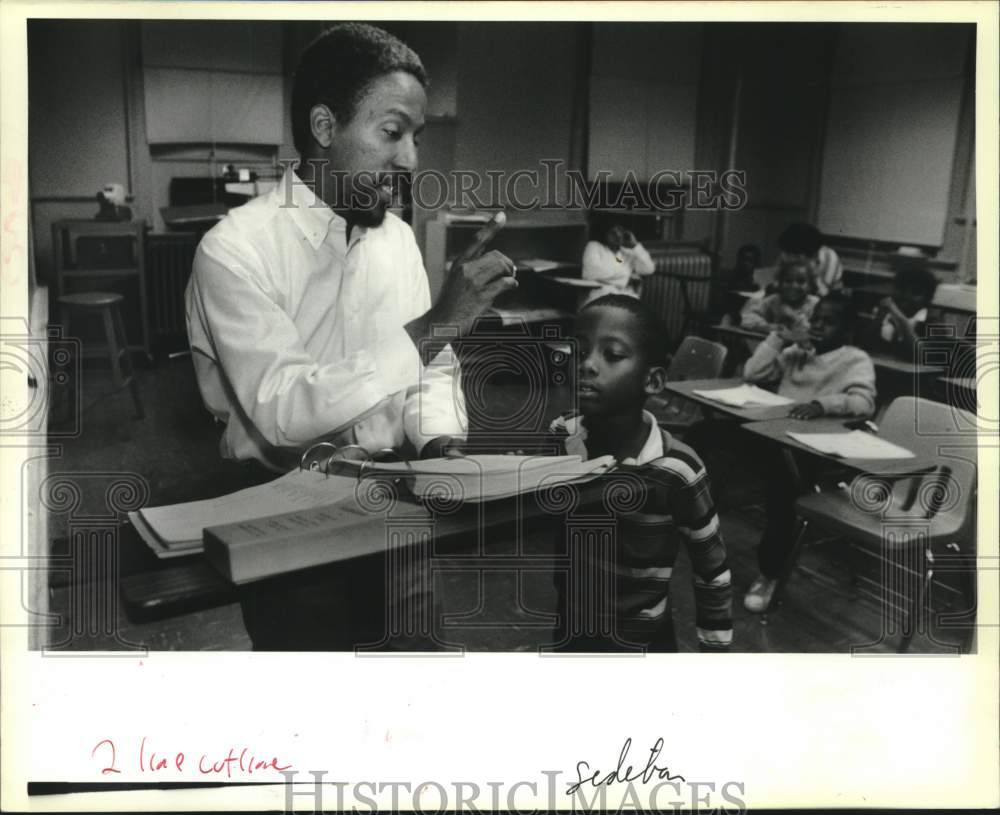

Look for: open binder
[133,442,617,582]
[300,442,615,504]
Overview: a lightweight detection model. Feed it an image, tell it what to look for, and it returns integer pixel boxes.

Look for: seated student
[548,294,732,652]
[741,291,876,611]
[864,259,939,359]
[581,218,656,305]
[717,244,762,325]
[731,243,762,290]
[774,221,844,297]
[740,259,820,333]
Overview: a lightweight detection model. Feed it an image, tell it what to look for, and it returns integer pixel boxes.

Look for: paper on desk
[786,430,915,459]
[516,258,562,272]
[692,384,794,407]
[129,468,358,555]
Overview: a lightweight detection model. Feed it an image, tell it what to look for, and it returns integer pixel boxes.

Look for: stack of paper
[692,384,794,408]
[786,431,915,460]
[129,469,358,558]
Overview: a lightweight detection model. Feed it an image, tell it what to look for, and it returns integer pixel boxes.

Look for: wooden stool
[58,292,144,419]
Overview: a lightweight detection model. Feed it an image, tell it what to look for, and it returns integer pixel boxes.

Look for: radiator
[147,233,198,338]
[640,250,714,343]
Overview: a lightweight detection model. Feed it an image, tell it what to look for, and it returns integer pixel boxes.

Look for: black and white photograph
[1,1,997,812]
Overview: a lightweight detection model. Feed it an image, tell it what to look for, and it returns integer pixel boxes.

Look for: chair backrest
[867,396,978,539]
[879,396,979,456]
[668,336,728,381]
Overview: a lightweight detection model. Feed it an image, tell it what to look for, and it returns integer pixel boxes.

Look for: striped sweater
[549,411,733,652]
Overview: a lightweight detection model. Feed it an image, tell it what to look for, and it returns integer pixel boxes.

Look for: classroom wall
[817,25,972,247]
[29,20,134,282]
[28,20,979,287]
[693,24,837,266]
[452,22,588,212]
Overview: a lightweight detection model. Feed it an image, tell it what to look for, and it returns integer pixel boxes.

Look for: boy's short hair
[292,23,428,155]
[776,258,811,284]
[894,260,940,301]
[777,222,823,257]
[817,290,857,330]
[580,294,669,365]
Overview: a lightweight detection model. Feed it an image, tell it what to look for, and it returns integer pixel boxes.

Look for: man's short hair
[777,222,823,258]
[291,23,428,155]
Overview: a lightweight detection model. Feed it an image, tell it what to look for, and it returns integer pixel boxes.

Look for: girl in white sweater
[581,223,656,305]
[741,291,876,611]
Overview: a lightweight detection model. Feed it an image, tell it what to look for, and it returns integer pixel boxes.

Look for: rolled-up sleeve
[186,236,422,450]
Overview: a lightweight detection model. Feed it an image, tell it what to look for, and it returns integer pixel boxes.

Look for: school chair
[649,336,727,433]
[775,396,977,653]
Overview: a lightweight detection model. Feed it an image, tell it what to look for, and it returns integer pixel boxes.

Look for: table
[661,378,795,422]
[741,417,939,476]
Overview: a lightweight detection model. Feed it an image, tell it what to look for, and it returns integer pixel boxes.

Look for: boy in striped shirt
[549,294,732,652]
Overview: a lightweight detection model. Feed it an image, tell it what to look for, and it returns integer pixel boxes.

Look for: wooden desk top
[662,378,794,422]
[741,417,939,476]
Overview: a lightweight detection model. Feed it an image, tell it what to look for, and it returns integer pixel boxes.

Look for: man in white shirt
[185,23,516,650]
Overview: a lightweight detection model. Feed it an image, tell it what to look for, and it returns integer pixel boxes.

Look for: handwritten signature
[567,737,685,795]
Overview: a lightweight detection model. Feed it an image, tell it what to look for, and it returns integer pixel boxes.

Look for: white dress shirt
[186,169,466,470]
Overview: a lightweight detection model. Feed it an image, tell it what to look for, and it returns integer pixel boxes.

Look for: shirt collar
[621,410,666,465]
[562,409,667,465]
[278,167,346,250]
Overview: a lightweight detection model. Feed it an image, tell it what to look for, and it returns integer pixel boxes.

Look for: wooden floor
[41,355,975,654]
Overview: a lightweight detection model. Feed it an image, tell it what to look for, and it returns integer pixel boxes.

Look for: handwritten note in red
[91,737,293,778]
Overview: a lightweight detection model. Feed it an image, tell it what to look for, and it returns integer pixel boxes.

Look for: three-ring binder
[299,441,415,483]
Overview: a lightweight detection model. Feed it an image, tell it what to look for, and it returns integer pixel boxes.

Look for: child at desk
[581,221,656,305]
[740,260,819,334]
[863,260,939,360]
[740,291,876,611]
[548,294,732,652]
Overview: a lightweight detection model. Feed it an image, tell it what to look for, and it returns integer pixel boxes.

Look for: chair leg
[770,518,809,610]
[100,307,125,389]
[898,551,932,653]
[112,306,144,420]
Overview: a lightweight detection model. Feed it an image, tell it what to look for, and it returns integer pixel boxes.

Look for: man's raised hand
[433,211,517,335]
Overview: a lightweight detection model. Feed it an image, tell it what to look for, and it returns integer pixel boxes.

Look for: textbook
[786,430,915,460]
[692,383,794,408]
[128,469,358,558]
[204,454,616,583]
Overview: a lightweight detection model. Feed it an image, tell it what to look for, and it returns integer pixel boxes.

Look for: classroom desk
[869,353,946,377]
[740,417,939,476]
[661,378,795,422]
